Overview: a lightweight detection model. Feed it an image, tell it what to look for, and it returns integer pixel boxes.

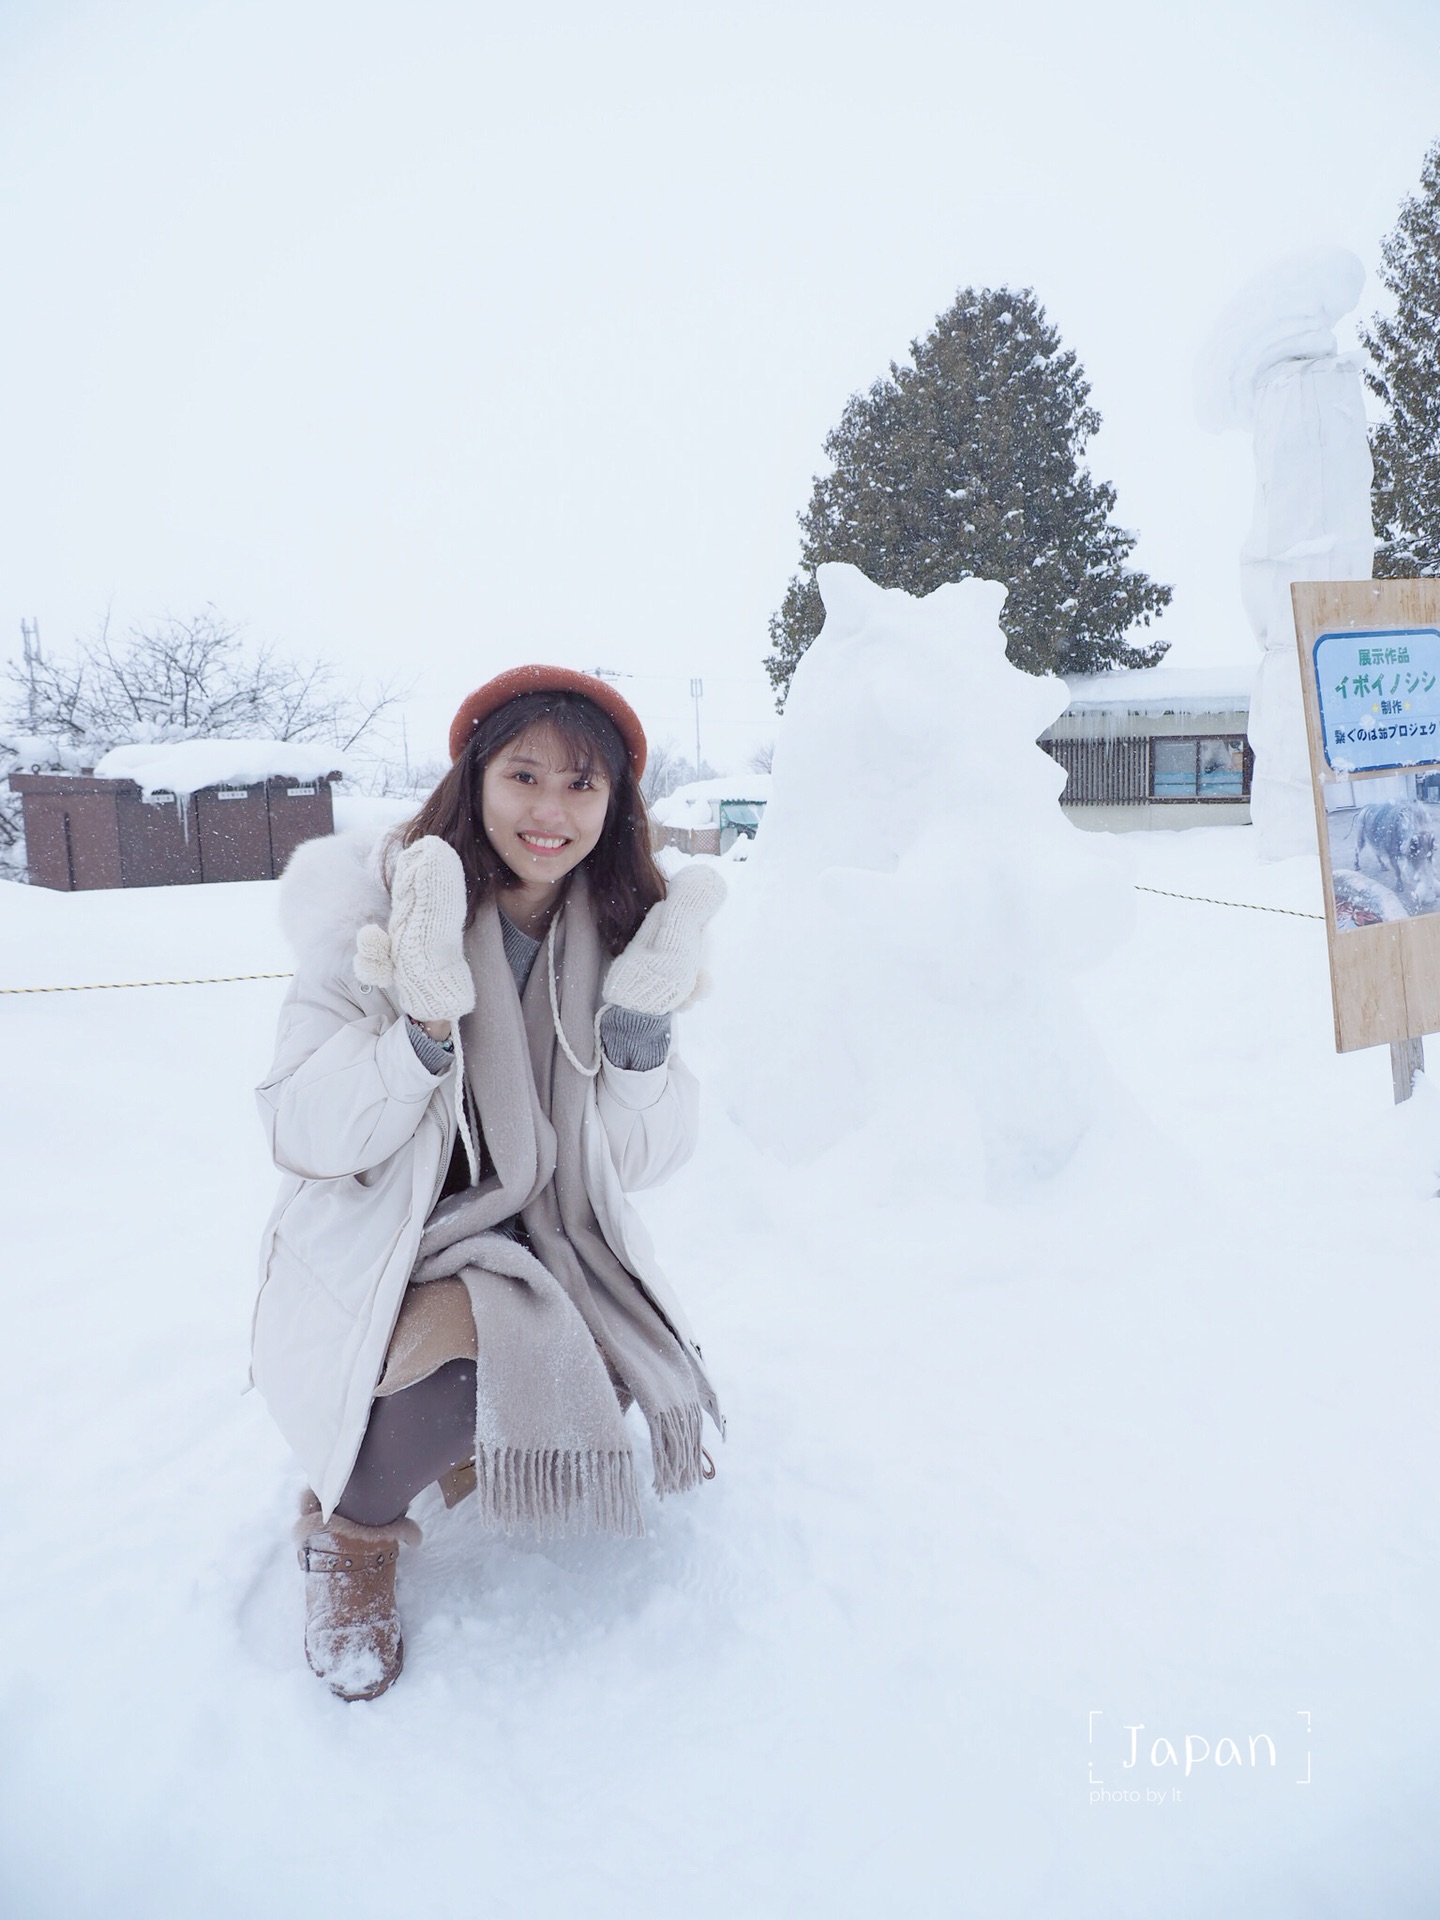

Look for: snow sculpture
[1195,247,1376,859]
[717,562,1130,1201]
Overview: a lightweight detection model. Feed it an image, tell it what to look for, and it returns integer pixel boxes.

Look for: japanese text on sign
[1314,627,1440,773]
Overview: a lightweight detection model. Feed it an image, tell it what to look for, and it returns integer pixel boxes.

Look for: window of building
[1152,736,1248,801]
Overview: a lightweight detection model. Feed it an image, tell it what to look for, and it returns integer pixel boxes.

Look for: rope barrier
[0,885,1326,995]
[0,971,294,995]
[1133,884,1324,921]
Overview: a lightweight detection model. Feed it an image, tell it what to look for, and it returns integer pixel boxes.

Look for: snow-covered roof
[90,739,346,798]
[1060,664,1254,717]
[661,774,772,805]
[651,773,771,831]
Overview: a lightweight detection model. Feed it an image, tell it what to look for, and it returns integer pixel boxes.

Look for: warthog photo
[1354,801,1440,914]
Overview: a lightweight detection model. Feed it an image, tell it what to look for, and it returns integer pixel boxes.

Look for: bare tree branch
[1,608,411,762]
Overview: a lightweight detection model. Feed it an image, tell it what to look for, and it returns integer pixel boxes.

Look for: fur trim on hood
[278,824,395,979]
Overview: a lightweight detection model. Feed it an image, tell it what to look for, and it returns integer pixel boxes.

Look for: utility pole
[20,618,41,732]
[690,677,703,777]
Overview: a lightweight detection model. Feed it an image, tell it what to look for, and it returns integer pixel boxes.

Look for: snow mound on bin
[652,774,772,832]
[717,562,1131,1200]
[91,738,347,798]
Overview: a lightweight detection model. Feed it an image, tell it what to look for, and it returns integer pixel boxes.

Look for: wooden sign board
[1293,579,1440,1056]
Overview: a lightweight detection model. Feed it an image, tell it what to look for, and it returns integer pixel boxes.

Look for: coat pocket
[271,1161,417,1318]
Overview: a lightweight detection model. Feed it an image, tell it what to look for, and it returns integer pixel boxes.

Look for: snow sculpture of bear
[718,562,1129,1202]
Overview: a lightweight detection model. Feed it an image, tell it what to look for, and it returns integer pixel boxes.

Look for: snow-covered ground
[0,812,1434,1918]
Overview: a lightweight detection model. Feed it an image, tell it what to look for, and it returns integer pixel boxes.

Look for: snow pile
[91,738,347,798]
[651,793,717,831]
[650,774,772,832]
[1195,247,1374,860]
[0,731,91,774]
[332,792,417,836]
[715,562,1131,1199]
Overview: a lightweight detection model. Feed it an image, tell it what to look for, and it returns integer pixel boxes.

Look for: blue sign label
[1314,627,1440,773]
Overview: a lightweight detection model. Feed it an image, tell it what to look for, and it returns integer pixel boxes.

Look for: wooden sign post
[1293,579,1440,1100]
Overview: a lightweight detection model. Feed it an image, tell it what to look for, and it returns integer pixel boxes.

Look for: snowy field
[0,813,1435,1919]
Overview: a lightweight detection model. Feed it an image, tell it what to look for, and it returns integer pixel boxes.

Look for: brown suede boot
[294,1493,421,1702]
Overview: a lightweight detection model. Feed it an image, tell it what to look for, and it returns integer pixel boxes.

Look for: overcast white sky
[1,0,1437,768]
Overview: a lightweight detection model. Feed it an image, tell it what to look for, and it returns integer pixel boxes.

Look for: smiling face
[479,721,612,896]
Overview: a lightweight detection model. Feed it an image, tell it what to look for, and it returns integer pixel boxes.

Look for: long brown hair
[403,690,665,955]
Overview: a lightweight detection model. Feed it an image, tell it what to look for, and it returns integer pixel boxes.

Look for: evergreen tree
[1361,140,1440,576]
[765,286,1171,703]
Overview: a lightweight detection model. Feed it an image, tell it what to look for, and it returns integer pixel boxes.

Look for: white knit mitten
[601,863,727,1017]
[354,836,476,1024]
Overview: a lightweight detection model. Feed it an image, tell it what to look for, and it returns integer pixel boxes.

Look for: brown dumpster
[10,771,339,891]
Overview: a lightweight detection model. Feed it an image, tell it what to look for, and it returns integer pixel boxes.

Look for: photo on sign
[1323,769,1440,930]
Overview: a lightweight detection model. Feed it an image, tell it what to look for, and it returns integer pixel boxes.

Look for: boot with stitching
[294,1492,421,1702]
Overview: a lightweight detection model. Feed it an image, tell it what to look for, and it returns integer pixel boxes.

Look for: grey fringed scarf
[411,868,717,1537]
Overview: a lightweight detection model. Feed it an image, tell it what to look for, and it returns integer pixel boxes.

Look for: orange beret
[447,665,647,779]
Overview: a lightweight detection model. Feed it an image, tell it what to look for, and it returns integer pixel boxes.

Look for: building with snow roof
[650,775,770,857]
[646,673,1255,857]
[9,739,343,889]
[1039,665,1254,831]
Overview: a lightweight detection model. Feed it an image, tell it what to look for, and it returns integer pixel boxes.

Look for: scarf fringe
[648,1403,706,1498]
[474,1444,644,1538]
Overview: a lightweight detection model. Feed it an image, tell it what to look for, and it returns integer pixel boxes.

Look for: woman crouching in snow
[253,667,724,1701]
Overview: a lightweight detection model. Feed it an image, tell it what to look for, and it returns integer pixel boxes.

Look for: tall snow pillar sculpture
[1195,247,1375,860]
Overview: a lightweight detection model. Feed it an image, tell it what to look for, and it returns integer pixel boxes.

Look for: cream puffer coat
[252,825,704,1517]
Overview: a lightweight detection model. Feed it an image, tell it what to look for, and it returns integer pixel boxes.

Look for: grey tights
[333,1358,477,1528]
